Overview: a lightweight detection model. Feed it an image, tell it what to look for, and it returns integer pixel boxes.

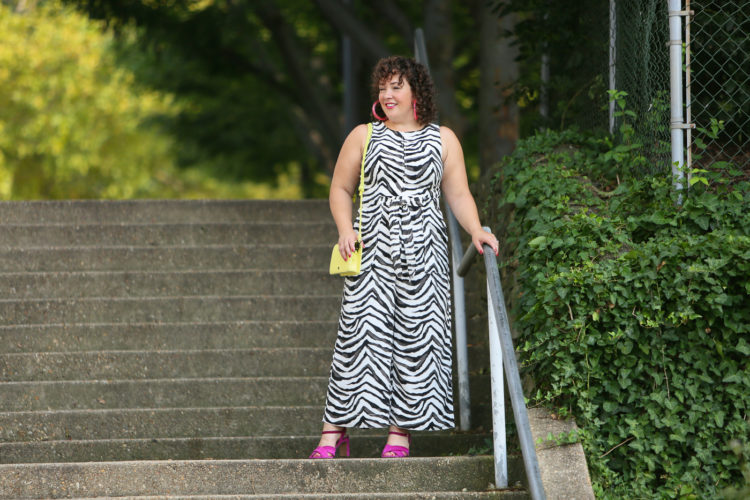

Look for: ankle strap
[322,429,346,435]
[388,430,410,437]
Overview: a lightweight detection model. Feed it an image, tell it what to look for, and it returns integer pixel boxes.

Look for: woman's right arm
[329,124,369,260]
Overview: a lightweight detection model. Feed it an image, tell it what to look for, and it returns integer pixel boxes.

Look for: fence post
[668,0,686,194]
[540,10,550,122]
[609,0,617,135]
[684,0,692,176]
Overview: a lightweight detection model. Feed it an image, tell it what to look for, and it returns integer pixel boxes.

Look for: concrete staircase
[0,200,526,498]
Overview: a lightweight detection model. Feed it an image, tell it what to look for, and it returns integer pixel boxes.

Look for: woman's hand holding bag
[329,239,361,276]
[329,123,372,277]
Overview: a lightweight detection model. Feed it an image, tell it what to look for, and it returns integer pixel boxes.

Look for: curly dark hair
[370,56,437,126]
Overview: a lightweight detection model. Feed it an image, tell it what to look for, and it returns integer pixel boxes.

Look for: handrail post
[415,27,471,431]
[487,282,507,487]
[449,212,472,430]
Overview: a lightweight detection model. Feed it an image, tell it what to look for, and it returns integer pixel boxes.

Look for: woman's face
[378,73,414,122]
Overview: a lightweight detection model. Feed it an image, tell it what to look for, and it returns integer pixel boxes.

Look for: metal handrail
[414,27,545,499]
[458,230,545,499]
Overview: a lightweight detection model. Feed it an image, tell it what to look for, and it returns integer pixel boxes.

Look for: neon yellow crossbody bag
[329,123,372,276]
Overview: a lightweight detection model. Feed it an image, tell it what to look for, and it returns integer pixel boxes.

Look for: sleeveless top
[355,121,450,279]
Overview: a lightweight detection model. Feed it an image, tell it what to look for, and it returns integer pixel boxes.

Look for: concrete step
[0,433,496,463]
[0,321,338,353]
[0,407,324,442]
[0,457,525,497]
[0,245,331,272]
[0,270,341,299]
[0,348,333,381]
[55,494,526,499]
[1,377,330,411]
[0,199,523,498]
[1,345,491,381]
[1,375,492,412]
[0,406,491,444]
[62,494,525,499]
[0,295,340,325]
[0,222,337,248]
[0,200,331,224]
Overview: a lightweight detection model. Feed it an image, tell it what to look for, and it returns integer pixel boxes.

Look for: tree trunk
[13,0,37,12]
[479,1,518,174]
[423,0,466,138]
[254,1,341,171]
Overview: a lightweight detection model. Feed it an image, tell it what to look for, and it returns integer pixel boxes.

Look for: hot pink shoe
[309,429,350,459]
[381,430,411,458]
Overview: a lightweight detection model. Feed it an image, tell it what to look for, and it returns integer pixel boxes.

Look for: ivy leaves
[491,129,750,498]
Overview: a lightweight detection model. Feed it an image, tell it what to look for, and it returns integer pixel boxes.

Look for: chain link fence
[507,0,747,174]
[689,0,750,171]
[611,0,672,173]
[612,0,748,173]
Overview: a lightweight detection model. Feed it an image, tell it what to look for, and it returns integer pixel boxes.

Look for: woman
[310,56,499,459]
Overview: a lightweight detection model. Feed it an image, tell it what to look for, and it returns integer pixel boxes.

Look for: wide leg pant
[322,269,455,431]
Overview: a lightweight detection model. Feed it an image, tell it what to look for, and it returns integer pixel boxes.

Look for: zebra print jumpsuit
[323,121,455,431]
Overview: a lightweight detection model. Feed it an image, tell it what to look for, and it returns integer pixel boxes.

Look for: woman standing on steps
[310,56,498,459]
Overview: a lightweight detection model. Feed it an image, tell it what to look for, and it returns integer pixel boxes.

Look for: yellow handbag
[329,240,361,276]
[329,123,372,276]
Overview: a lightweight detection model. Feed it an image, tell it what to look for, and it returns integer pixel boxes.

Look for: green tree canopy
[62,0,520,193]
[0,0,308,199]
[0,0,177,198]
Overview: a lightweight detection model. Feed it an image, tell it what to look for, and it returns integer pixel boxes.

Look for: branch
[382,0,415,43]
[600,437,634,458]
[577,177,619,198]
[253,1,342,155]
[314,0,390,59]
[289,106,336,172]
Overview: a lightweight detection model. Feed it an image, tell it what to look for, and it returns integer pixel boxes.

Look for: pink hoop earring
[412,100,418,121]
[372,101,387,121]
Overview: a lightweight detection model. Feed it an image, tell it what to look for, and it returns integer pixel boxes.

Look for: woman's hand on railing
[472,228,499,256]
[458,226,498,277]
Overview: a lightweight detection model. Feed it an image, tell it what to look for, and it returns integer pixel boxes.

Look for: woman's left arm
[440,126,499,256]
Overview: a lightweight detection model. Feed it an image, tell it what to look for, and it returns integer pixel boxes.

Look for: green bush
[488,130,749,498]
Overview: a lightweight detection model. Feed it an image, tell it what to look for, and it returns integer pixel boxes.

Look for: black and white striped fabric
[323,121,455,431]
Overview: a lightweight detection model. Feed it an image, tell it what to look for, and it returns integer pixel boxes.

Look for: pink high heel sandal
[309,429,350,459]
[381,430,411,458]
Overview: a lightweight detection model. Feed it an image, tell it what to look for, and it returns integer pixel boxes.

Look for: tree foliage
[0,0,308,199]
[498,0,609,135]
[0,0,177,198]
[61,0,518,193]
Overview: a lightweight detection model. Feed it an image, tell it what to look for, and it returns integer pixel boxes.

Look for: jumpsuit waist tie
[371,191,441,279]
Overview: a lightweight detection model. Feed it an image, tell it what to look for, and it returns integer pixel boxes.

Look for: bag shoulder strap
[355,123,373,241]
